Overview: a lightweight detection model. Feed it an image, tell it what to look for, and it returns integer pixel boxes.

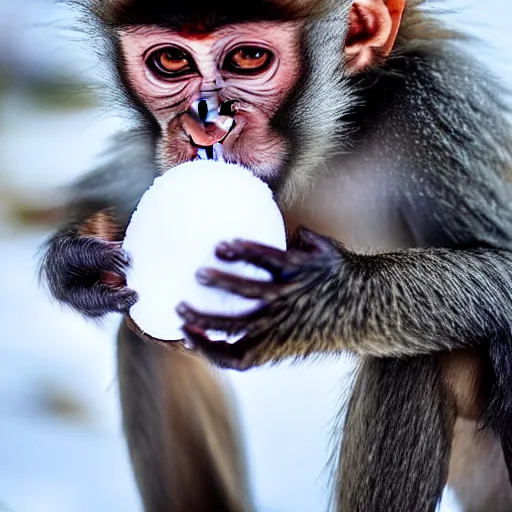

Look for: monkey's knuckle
[116,293,138,312]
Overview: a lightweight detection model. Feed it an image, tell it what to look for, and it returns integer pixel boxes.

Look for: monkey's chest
[284,169,414,252]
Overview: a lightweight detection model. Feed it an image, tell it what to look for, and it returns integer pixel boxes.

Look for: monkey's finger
[182,324,253,371]
[111,287,139,312]
[176,302,254,333]
[114,248,132,268]
[216,240,290,275]
[215,240,313,281]
[66,284,138,317]
[196,268,282,300]
[182,324,231,356]
[73,238,131,274]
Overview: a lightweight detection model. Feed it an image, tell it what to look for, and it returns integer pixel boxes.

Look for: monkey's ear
[344,0,405,73]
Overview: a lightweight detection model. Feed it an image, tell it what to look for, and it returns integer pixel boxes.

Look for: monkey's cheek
[158,138,199,168]
[157,121,199,168]
[223,127,287,180]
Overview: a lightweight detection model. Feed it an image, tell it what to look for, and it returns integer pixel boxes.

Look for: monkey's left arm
[177,225,512,370]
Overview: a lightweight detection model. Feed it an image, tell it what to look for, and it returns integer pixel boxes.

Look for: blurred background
[0,1,510,511]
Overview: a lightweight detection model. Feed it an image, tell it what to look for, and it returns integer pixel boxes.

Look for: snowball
[122,159,287,342]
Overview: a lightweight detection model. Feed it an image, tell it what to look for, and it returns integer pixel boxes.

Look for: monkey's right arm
[40,132,156,317]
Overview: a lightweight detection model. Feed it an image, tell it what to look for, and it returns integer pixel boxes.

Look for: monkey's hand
[41,232,138,318]
[177,227,342,370]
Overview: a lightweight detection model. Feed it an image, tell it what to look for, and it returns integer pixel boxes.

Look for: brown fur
[443,353,512,510]
[78,209,123,241]
[440,349,487,421]
[448,419,512,511]
[117,321,253,512]
[87,0,328,28]
[395,0,464,49]
[85,0,460,45]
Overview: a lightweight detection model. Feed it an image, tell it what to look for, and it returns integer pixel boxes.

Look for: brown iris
[225,46,273,74]
[148,47,193,77]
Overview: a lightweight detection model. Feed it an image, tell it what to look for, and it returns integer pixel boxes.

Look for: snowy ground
[0,1,511,511]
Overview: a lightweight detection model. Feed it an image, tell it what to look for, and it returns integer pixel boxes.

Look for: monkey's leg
[448,419,512,512]
[441,348,512,511]
[117,321,253,512]
[483,333,512,487]
[336,355,455,512]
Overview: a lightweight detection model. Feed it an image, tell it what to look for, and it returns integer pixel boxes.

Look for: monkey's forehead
[90,0,327,32]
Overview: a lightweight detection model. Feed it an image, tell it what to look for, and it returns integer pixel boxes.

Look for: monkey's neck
[284,157,415,253]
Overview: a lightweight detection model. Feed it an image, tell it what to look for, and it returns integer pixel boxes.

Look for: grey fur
[40,1,512,511]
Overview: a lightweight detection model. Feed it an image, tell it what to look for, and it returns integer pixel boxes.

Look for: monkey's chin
[181,138,281,185]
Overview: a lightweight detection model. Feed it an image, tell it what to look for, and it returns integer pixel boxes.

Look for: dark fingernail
[101,270,126,288]
[176,303,187,314]
[216,242,230,252]
[216,243,235,258]
[196,269,212,284]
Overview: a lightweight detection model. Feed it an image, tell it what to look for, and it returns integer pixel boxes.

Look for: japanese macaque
[40,0,512,510]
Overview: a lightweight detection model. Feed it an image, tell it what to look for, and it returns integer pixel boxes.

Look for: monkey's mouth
[188,120,234,160]
[184,107,237,160]
[193,143,214,160]
[186,116,244,164]
[192,141,225,161]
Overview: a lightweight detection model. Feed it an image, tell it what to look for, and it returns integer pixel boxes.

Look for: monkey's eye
[224,46,273,75]
[147,47,194,78]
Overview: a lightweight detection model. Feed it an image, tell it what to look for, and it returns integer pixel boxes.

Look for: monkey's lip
[186,117,240,155]
[190,140,218,150]
[220,118,245,149]
[185,119,244,161]
[188,127,232,149]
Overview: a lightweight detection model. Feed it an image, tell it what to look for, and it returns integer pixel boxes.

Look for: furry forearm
[178,238,512,369]
[40,210,136,317]
[320,247,512,357]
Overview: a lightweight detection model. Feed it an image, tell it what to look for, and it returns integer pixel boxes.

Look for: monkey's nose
[183,98,235,147]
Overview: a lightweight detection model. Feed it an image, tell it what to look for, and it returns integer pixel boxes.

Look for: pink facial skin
[119,22,302,179]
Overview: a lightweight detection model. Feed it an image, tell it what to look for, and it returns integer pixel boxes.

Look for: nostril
[198,99,208,122]
[219,100,236,117]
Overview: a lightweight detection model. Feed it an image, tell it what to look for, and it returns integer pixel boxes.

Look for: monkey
[39,0,512,511]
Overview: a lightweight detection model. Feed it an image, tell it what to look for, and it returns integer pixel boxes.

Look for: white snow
[123,160,286,342]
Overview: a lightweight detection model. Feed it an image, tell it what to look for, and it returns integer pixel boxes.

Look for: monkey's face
[119,22,301,180]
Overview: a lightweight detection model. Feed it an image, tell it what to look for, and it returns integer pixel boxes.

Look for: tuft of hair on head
[393,0,467,55]
[82,0,327,31]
